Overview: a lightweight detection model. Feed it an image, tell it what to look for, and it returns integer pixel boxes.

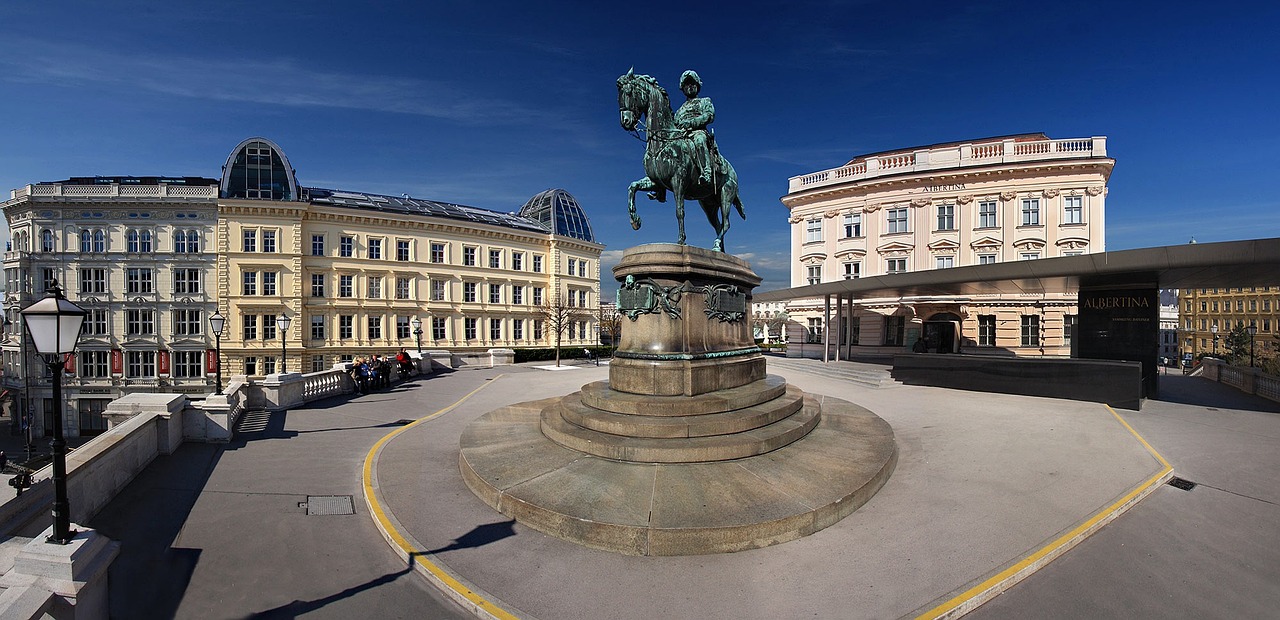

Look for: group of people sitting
[352,349,418,394]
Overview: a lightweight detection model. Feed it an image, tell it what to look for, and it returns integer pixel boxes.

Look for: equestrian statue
[617,69,746,252]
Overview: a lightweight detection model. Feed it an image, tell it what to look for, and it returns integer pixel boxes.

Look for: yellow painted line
[917,404,1174,620]
[362,376,521,620]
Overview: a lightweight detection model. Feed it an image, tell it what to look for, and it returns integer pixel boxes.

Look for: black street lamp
[1210,323,1219,356]
[411,317,423,355]
[208,311,225,395]
[1248,324,1258,367]
[19,280,86,545]
[276,313,292,373]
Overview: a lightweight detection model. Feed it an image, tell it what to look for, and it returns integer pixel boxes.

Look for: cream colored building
[215,138,604,376]
[1,137,603,438]
[2,177,220,438]
[782,134,1113,357]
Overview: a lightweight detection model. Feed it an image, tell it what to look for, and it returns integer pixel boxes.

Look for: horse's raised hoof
[631,218,642,230]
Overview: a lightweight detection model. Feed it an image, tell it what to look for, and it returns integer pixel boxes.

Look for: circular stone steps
[559,385,805,438]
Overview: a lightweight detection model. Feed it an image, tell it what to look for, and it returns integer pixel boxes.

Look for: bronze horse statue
[617,70,745,252]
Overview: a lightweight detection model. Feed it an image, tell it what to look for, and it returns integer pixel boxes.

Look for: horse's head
[618,69,666,132]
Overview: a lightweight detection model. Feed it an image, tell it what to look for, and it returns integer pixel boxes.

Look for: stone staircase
[764,356,900,388]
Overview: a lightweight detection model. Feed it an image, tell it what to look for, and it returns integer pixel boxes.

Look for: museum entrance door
[923,312,962,353]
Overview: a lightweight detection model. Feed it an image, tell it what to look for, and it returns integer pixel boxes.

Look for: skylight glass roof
[305,188,549,235]
[517,189,595,243]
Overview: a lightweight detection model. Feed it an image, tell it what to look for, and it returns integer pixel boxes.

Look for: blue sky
[3,1,1279,294]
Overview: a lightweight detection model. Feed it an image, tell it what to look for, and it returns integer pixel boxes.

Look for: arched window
[127,230,139,253]
[93,230,105,253]
[15,232,27,251]
[140,230,153,253]
[40,229,55,253]
[81,230,92,253]
[175,231,187,254]
[186,230,200,253]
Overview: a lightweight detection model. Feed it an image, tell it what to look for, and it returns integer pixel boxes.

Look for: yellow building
[215,138,603,376]
[1178,286,1279,366]
[782,133,1113,357]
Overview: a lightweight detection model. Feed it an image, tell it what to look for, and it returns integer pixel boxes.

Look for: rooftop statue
[617,69,746,252]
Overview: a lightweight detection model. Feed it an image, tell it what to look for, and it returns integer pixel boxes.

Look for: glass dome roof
[517,189,595,243]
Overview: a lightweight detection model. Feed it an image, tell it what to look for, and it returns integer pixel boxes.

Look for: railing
[9,183,217,201]
[1199,358,1280,405]
[787,136,1108,193]
[303,367,355,401]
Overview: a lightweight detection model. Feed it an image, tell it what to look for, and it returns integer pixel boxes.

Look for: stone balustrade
[788,136,1108,193]
[9,183,218,201]
[1198,358,1280,404]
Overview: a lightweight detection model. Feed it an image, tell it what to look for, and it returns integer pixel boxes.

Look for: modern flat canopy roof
[752,237,1280,302]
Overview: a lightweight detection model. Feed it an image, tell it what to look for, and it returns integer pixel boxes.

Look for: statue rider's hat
[680,70,702,90]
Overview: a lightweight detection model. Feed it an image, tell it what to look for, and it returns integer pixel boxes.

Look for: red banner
[111,349,123,375]
[158,350,170,377]
[207,349,218,375]
[63,353,75,374]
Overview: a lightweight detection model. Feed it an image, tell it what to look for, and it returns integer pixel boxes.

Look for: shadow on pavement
[247,552,425,619]
[88,442,222,619]
[427,519,516,554]
[1154,374,1280,413]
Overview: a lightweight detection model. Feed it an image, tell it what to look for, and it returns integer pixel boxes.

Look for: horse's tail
[733,195,746,220]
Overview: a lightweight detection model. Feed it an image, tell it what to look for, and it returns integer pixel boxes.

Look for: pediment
[1055,236,1090,251]
[1013,237,1046,251]
[834,248,867,259]
[970,236,1002,249]
[799,250,828,263]
[926,238,961,252]
[876,241,915,255]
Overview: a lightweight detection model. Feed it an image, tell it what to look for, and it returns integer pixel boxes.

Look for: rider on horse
[674,70,718,184]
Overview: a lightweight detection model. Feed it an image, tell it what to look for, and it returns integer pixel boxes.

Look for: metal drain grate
[303,495,356,515]
[1167,477,1197,491]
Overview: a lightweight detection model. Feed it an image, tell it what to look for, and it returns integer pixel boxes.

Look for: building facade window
[1021,315,1040,346]
[78,351,110,378]
[936,256,954,269]
[490,319,502,341]
[262,229,277,253]
[242,229,257,252]
[430,280,446,301]
[843,262,860,279]
[886,258,907,274]
[311,315,326,340]
[339,315,353,339]
[340,236,354,258]
[339,275,353,298]
[367,276,382,299]
[173,351,203,378]
[464,318,477,340]
[978,315,996,346]
[243,314,258,340]
[431,243,446,263]
[242,271,258,295]
[513,253,524,271]
[126,351,156,379]
[312,234,325,256]
[262,315,276,340]
[397,240,411,261]
[887,208,908,233]
[1064,195,1083,224]
[83,309,108,336]
[533,255,543,273]
[807,265,821,285]
[885,316,905,346]
[568,258,577,276]
[805,218,822,243]
[490,249,502,269]
[513,285,524,305]
[979,254,997,265]
[806,318,823,344]
[432,317,446,340]
[1021,252,1040,260]
[489,284,502,304]
[397,316,411,339]
[978,201,997,228]
[463,282,477,303]
[513,319,524,340]
[127,268,154,294]
[843,213,862,238]
[174,268,201,294]
[312,273,325,297]
[1021,199,1040,226]
[1064,314,1076,348]
[368,238,382,260]
[396,277,411,300]
[368,316,382,340]
[463,247,477,266]
[262,271,277,296]
[533,287,544,306]
[80,268,106,294]
[936,204,955,231]
[174,309,201,336]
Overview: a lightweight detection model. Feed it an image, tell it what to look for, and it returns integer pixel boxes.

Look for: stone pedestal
[459,244,896,555]
[0,525,119,619]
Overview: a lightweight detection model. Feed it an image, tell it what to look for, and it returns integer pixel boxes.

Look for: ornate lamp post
[276,313,292,373]
[1248,324,1258,367]
[19,280,86,545]
[1210,323,1219,356]
[411,317,423,355]
[208,311,225,395]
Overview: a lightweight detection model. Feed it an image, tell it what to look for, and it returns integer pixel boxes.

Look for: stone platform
[459,387,896,556]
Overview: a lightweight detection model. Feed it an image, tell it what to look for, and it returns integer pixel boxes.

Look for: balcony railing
[9,183,218,201]
[788,136,1108,193]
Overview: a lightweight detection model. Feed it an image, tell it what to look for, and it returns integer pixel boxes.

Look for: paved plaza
[8,359,1275,618]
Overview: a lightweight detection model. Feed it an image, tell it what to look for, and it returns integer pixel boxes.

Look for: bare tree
[598,302,622,349]
[537,291,591,366]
